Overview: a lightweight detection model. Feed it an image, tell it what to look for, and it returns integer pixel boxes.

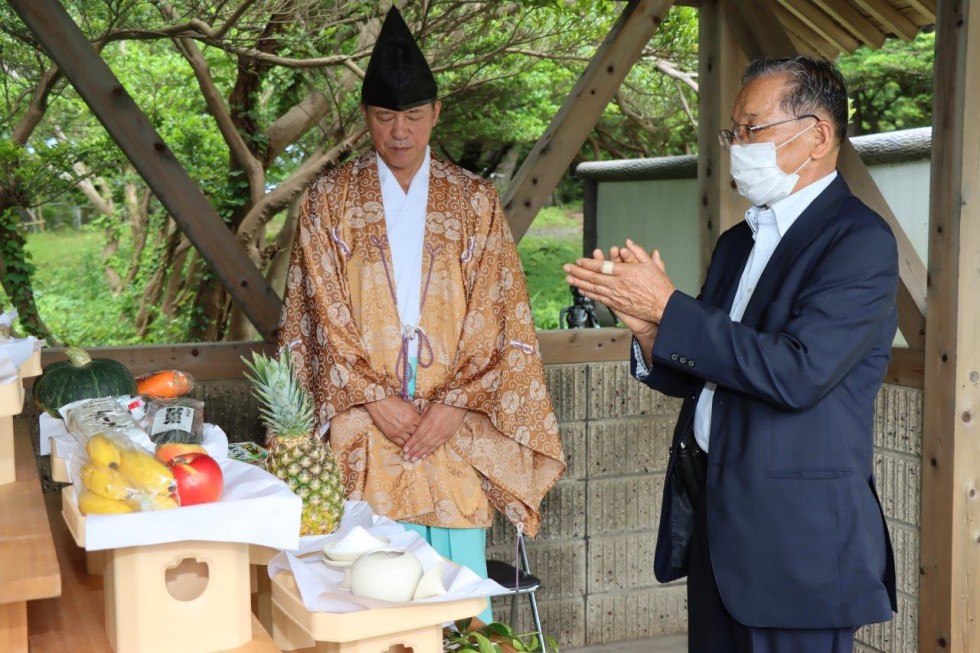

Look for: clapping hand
[563,239,676,328]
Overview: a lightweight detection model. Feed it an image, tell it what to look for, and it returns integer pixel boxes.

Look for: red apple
[168,452,224,506]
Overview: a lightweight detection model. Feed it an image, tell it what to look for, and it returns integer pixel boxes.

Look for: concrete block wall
[857,384,924,653]
[486,361,686,649]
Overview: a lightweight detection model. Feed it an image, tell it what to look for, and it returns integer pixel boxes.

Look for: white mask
[729,124,814,207]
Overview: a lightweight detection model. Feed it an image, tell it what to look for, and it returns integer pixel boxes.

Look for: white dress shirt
[376,147,431,361]
[634,171,837,452]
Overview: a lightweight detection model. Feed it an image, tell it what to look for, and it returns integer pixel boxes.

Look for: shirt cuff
[632,338,652,380]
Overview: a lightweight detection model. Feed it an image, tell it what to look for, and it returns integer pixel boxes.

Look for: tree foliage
[0,0,700,344]
[838,29,934,135]
[4,3,937,347]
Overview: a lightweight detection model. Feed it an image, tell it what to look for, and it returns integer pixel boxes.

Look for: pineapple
[243,350,345,535]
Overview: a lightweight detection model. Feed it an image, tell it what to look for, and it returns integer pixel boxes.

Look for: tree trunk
[480,143,513,179]
[0,206,56,341]
[174,251,201,311]
[135,224,184,336]
[102,228,122,294]
[226,195,302,341]
[186,275,229,342]
[124,183,151,287]
[266,196,302,298]
[493,146,522,189]
[161,246,190,318]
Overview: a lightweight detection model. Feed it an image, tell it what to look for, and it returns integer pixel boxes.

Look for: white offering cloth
[68,457,301,551]
[268,500,510,613]
[0,336,38,385]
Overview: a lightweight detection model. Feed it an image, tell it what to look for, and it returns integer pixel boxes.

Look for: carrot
[137,370,195,399]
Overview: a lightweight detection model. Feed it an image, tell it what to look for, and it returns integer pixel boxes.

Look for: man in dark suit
[564,56,898,652]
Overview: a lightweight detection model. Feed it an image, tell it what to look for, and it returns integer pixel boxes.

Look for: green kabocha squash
[33,346,137,417]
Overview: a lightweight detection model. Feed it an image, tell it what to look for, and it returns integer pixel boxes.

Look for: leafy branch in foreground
[444,618,559,653]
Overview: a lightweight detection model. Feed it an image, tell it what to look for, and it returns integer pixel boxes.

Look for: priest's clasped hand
[401,402,467,463]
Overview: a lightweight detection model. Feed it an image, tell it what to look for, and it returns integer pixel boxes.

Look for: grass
[19,228,140,345]
[7,226,187,345]
[518,206,583,330]
[7,205,583,344]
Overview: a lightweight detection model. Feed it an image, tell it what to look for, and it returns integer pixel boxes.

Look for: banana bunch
[77,433,179,515]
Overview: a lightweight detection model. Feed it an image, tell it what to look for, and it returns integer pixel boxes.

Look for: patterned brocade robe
[278,151,565,537]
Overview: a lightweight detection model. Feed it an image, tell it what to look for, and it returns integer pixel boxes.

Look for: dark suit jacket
[635,175,898,629]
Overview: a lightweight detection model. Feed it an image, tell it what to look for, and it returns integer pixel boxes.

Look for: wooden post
[582,177,599,258]
[503,0,677,242]
[7,0,283,341]
[919,1,980,651]
[697,0,747,280]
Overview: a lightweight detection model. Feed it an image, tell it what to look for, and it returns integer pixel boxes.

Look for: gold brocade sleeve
[429,186,566,535]
[277,178,397,426]
[431,191,551,432]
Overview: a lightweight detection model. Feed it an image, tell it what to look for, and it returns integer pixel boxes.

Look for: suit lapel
[740,175,852,325]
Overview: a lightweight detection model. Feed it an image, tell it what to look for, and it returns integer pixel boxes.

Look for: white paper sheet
[267,501,509,613]
[0,356,14,385]
[72,457,302,551]
[38,412,68,456]
[0,336,36,385]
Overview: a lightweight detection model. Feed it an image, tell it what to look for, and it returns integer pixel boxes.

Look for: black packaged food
[142,398,205,445]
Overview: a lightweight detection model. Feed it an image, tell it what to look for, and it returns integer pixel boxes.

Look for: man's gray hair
[742,56,849,145]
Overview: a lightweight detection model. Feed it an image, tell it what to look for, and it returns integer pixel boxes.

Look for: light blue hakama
[399,522,493,625]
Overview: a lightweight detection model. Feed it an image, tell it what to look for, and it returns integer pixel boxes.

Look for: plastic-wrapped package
[116,394,147,420]
[228,441,268,466]
[136,369,195,399]
[59,396,155,452]
[69,430,180,514]
[142,398,205,446]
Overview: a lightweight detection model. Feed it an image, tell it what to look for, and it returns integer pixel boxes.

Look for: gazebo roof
[741,0,935,58]
[575,126,933,182]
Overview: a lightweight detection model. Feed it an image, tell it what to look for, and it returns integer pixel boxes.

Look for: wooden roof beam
[726,0,927,349]
[905,0,938,24]
[7,0,283,342]
[503,0,677,242]
[811,0,887,49]
[724,0,797,60]
[783,30,825,59]
[776,0,861,54]
[853,0,921,40]
[772,4,843,60]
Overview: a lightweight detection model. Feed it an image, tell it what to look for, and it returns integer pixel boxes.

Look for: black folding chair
[486,535,547,653]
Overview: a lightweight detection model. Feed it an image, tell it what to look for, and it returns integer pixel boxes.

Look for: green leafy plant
[444,618,559,653]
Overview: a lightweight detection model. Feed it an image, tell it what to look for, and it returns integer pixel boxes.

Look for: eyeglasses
[718,114,818,148]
